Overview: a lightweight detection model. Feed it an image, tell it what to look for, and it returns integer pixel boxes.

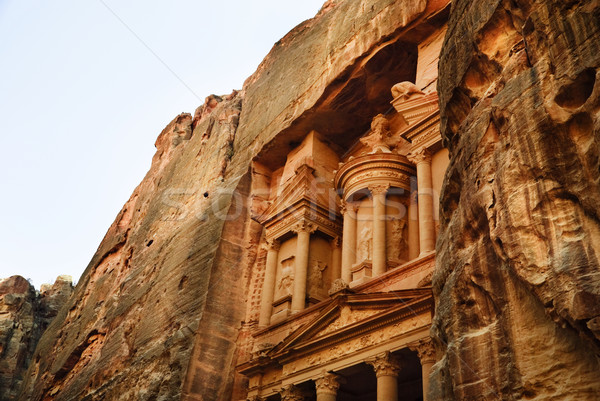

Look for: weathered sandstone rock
[17,1,451,400]
[431,0,600,399]
[0,276,73,401]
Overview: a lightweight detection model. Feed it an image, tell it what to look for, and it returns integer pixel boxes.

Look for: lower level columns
[367,352,401,401]
[411,338,436,401]
[315,373,343,401]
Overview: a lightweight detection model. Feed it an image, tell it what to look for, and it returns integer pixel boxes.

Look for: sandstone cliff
[17,1,450,400]
[0,276,73,401]
[432,0,600,399]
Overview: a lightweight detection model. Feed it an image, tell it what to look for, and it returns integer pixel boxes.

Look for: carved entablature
[334,153,416,201]
[256,161,342,241]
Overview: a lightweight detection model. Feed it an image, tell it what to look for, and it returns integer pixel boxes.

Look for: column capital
[340,199,358,215]
[367,352,402,378]
[410,337,436,364]
[280,384,304,401]
[315,372,343,395]
[407,147,432,165]
[292,220,317,234]
[368,184,390,196]
[247,396,263,401]
[330,236,341,249]
[265,237,281,251]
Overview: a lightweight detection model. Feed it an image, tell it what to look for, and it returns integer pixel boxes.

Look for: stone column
[340,201,357,284]
[367,352,401,401]
[280,384,304,401]
[330,236,342,281]
[315,373,343,401]
[408,189,420,260]
[369,185,389,277]
[408,148,435,254]
[258,238,280,327]
[411,338,436,401]
[291,221,316,313]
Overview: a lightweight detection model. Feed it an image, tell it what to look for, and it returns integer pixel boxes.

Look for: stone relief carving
[309,259,327,290]
[327,278,349,296]
[387,218,408,261]
[360,114,394,153]
[277,257,295,296]
[358,224,373,262]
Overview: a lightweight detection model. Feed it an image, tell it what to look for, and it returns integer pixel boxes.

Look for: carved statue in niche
[277,257,295,297]
[360,114,394,153]
[358,224,373,262]
[309,260,327,288]
[387,218,408,261]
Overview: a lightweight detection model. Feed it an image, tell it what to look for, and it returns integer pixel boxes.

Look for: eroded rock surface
[17,1,451,400]
[0,276,73,401]
[432,0,600,399]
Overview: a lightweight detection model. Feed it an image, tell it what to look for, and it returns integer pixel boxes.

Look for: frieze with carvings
[282,315,428,376]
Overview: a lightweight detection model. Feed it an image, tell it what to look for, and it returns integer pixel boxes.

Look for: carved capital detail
[330,236,341,249]
[247,396,262,401]
[328,278,349,295]
[265,238,281,251]
[410,337,436,364]
[315,372,343,395]
[340,199,358,216]
[407,147,432,165]
[368,183,390,196]
[280,384,304,401]
[292,220,317,234]
[366,352,402,378]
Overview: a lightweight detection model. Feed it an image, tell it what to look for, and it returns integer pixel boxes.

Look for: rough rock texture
[0,276,73,401]
[17,1,451,400]
[431,0,600,400]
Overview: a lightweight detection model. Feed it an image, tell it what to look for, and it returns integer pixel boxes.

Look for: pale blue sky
[0,0,324,288]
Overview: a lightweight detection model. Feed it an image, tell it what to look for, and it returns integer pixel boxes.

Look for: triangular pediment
[269,288,433,358]
[257,164,337,225]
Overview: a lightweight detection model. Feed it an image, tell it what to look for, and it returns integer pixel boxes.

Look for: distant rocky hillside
[0,275,73,401]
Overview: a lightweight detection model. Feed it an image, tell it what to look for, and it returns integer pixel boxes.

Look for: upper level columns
[367,352,402,401]
[330,236,342,282]
[291,221,317,313]
[340,201,357,284]
[408,148,435,254]
[369,184,389,277]
[315,373,343,401]
[258,239,281,327]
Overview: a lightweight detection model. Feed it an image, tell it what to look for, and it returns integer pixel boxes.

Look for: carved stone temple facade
[238,74,449,400]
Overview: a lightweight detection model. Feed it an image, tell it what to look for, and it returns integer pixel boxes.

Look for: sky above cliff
[0,0,325,288]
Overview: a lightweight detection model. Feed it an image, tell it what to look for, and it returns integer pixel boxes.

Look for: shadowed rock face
[17,1,452,400]
[0,276,73,401]
[432,0,600,400]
